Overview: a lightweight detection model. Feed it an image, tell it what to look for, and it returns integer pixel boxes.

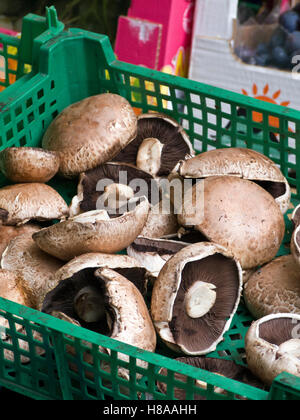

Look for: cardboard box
[115,0,195,77]
[189,0,300,116]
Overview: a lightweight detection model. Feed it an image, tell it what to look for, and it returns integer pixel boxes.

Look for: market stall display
[0,6,299,401]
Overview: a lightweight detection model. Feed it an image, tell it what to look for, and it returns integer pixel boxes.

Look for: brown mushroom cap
[95,268,156,353]
[244,255,300,319]
[112,113,195,177]
[1,232,64,309]
[52,252,150,297]
[245,313,300,386]
[0,223,40,259]
[0,147,60,183]
[179,148,291,214]
[32,197,150,261]
[0,269,44,364]
[42,93,137,178]
[151,242,243,355]
[178,176,285,270]
[0,183,69,225]
[43,267,156,352]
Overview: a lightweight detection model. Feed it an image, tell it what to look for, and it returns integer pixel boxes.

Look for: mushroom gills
[259,317,298,346]
[113,267,149,297]
[113,115,194,176]
[42,267,110,335]
[251,180,287,200]
[77,163,158,216]
[169,254,240,354]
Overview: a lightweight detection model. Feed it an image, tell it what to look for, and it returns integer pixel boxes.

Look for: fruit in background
[254,42,271,67]
[234,45,256,64]
[279,10,300,33]
[269,26,288,49]
[285,31,300,54]
[270,46,290,69]
[255,52,271,67]
[256,42,269,56]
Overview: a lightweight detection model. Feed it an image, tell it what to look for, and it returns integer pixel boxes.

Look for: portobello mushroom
[42,93,137,178]
[244,254,300,319]
[43,267,157,382]
[151,242,243,355]
[0,147,60,183]
[69,162,159,217]
[112,113,195,177]
[52,252,151,297]
[178,148,291,214]
[177,176,285,269]
[245,313,300,386]
[0,183,69,225]
[1,232,64,310]
[33,197,150,261]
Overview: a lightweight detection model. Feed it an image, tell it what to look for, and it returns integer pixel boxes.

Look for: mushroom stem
[185,281,217,318]
[136,137,164,176]
[278,339,300,359]
[99,183,134,210]
[74,286,105,323]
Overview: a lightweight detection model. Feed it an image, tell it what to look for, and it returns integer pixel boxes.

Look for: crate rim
[1,24,300,123]
[0,296,269,400]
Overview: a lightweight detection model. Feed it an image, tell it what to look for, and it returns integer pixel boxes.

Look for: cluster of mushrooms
[0,92,299,398]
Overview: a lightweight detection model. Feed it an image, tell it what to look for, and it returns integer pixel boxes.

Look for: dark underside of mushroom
[130,237,188,256]
[79,163,159,215]
[0,208,9,223]
[42,266,149,334]
[251,180,286,200]
[42,268,111,335]
[157,357,265,399]
[112,267,149,297]
[112,117,192,176]
[169,254,240,354]
[258,317,297,346]
[173,229,209,244]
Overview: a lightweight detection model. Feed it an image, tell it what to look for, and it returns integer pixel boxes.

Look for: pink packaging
[0,28,18,36]
[115,0,195,77]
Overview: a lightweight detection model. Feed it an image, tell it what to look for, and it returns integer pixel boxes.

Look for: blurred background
[0,0,131,45]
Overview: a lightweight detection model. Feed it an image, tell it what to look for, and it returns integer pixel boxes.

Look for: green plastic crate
[0,7,300,401]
